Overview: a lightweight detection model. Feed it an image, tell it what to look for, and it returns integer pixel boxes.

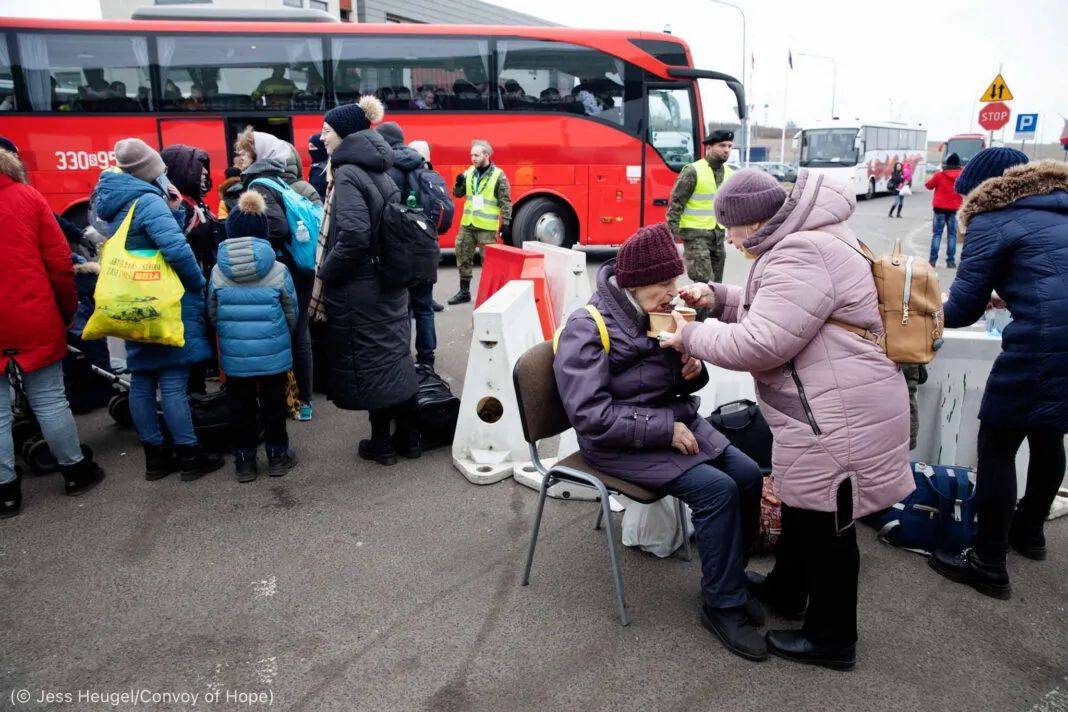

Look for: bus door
[158,117,230,211]
[642,83,698,226]
[223,116,294,160]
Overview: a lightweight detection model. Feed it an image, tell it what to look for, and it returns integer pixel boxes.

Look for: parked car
[752,161,798,183]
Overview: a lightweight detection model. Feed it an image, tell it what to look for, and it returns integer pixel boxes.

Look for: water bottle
[406,192,419,210]
[294,219,311,243]
[985,307,1011,337]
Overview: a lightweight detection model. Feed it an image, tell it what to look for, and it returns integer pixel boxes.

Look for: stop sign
[979,102,1011,131]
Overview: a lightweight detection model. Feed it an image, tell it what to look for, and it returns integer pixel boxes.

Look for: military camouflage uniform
[666,159,727,284]
[453,166,513,280]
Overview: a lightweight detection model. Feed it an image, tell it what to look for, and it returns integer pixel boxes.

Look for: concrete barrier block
[522,242,592,325]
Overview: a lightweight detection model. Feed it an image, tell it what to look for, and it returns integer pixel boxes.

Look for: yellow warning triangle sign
[980,74,1014,102]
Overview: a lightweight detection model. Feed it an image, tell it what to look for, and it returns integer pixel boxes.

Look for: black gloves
[454,172,466,191]
[500,222,512,242]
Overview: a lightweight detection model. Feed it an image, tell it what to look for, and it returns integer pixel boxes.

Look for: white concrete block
[521,241,592,325]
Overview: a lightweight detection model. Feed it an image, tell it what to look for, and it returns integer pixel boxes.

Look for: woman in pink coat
[661,168,913,671]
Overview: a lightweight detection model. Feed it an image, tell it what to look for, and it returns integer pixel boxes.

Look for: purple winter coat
[681,170,914,517]
[554,261,730,488]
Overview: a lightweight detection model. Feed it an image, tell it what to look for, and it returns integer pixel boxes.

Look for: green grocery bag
[82,200,186,347]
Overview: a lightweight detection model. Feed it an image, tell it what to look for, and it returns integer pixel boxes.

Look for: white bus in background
[796,120,927,199]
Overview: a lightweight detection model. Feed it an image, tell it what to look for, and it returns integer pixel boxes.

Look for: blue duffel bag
[864,462,978,556]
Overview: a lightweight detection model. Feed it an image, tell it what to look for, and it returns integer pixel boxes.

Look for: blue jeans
[129,366,197,447]
[409,281,437,367]
[659,446,763,608]
[2,361,84,484]
[930,211,957,265]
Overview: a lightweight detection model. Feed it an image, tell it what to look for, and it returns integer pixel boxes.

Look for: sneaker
[746,571,807,620]
[928,548,1012,600]
[267,449,298,477]
[175,445,226,482]
[297,402,313,422]
[766,629,856,671]
[699,602,768,661]
[358,439,398,466]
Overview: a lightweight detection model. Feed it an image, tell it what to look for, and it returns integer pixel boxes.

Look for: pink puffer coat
[681,170,913,517]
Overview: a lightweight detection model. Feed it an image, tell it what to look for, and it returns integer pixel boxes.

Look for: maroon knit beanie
[615,223,684,288]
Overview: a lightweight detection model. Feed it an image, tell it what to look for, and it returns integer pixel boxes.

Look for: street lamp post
[797,51,837,119]
[706,0,748,165]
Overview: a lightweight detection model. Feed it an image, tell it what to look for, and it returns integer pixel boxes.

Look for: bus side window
[0,37,15,111]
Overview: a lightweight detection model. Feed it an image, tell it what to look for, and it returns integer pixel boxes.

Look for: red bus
[0,14,744,248]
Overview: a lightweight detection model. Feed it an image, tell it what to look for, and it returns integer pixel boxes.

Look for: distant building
[99,0,556,25]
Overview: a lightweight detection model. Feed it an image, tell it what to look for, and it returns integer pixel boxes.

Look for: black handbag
[414,365,460,450]
[706,399,773,474]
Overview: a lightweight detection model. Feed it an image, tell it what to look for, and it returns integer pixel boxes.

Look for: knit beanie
[943,152,961,169]
[615,223,684,288]
[713,168,788,228]
[324,95,386,139]
[375,121,405,147]
[226,191,269,240]
[115,138,166,182]
[955,146,1029,196]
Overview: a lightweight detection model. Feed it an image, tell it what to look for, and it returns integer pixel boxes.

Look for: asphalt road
[3,189,1066,712]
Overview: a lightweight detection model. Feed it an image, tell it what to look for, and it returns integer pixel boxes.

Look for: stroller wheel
[21,435,42,460]
[12,418,40,452]
[26,439,59,475]
[108,394,132,427]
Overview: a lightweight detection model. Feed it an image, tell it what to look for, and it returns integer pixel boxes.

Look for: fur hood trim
[0,149,26,182]
[959,161,1068,231]
[74,261,101,275]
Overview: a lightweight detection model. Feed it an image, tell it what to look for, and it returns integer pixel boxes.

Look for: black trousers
[368,396,418,441]
[766,482,859,649]
[227,373,289,451]
[975,422,1066,564]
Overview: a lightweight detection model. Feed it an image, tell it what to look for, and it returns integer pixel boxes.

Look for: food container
[647,307,696,338]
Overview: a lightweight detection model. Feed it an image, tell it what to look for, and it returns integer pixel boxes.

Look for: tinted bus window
[629,39,688,67]
[157,35,325,112]
[16,32,150,112]
[496,40,625,125]
[0,36,15,111]
[331,37,490,111]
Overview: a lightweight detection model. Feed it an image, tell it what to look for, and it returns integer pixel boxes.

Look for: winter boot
[1009,505,1047,561]
[234,449,258,483]
[766,629,856,671]
[0,467,23,518]
[888,205,895,218]
[432,299,445,313]
[700,602,768,662]
[928,548,1012,599]
[266,445,298,477]
[358,438,398,466]
[746,570,807,620]
[175,444,225,482]
[143,443,178,481]
[447,279,472,305]
[61,454,105,497]
[896,204,903,218]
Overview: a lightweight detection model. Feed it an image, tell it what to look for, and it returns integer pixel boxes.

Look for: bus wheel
[865,179,876,201]
[512,197,575,248]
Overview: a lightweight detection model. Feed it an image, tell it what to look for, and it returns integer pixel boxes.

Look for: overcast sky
[3,0,1065,143]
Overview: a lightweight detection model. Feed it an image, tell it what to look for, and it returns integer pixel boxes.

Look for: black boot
[447,279,472,305]
[431,299,445,313]
[392,402,423,460]
[928,548,1012,599]
[266,446,298,477]
[896,205,903,218]
[746,571,807,620]
[766,629,856,671]
[700,602,768,661]
[888,206,895,218]
[358,438,398,466]
[234,449,258,483]
[61,455,105,497]
[0,467,23,518]
[1009,506,1047,561]
[174,444,225,482]
[143,443,177,481]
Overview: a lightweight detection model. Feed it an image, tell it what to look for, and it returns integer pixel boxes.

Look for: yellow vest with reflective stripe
[461,166,502,230]
[679,160,732,230]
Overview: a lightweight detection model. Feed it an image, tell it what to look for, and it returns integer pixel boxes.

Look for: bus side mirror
[853,136,864,151]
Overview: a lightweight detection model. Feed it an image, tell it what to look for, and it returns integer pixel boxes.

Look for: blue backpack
[249,177,323,274]
[866,462,977,555]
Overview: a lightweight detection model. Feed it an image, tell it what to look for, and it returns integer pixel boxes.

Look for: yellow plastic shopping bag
[82,200,186,347]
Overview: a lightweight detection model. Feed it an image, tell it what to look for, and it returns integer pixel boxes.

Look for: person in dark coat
[161,144,221,278]
[553,223,765,662]
[887,162,905,218]
[91,139,224,482]
[217,166,243,219]
[307,133,329,201]
[318,97,420,465]
[929,149,1068,599]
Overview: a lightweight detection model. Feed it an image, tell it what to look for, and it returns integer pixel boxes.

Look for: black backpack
[408,167,455,234]
[375,201,441,288]
[706,399,773,474]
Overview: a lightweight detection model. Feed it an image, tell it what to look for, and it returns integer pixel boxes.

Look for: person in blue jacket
[90,139,224,482]
[208,191,299,482]
[929,148,1068,599]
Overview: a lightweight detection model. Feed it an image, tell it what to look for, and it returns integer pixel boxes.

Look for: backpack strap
[553,304,610,354]
[823,232,885,352]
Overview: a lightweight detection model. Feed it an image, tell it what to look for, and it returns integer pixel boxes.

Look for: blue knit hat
[955,147,1029,196]
[226,191,269,240]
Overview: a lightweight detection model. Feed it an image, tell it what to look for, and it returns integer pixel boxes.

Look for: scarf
[308,160,333,323]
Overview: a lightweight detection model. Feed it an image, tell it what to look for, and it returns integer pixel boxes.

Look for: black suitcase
[415,365,459,450]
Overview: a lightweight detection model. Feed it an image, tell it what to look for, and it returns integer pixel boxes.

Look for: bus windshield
[800,128,859,167]
[945,138,984,164]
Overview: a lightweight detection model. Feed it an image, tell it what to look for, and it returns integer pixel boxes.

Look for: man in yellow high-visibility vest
[448,139,513,305]
[666,129,735,285]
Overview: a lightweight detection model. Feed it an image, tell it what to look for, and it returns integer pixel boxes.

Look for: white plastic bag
[898,183,913,196]
[621,496,694,558]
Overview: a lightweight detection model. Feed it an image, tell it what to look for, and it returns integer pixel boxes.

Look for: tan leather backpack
[828,238,944,364]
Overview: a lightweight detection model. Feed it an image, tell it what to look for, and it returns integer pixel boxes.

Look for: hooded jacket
[208,236,297,378]
[944,161,1068,429]
[0,149,77,373]
[242,133,292,254]
[681,170,914,517]
[282,144,322,206]
[90,169,212,373]
[320,129,417,411]
[161,143,220,275]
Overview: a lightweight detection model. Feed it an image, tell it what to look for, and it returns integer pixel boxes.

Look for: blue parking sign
[1015,113,1038,138]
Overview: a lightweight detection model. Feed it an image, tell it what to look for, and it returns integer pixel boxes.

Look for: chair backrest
[512,340,571,445]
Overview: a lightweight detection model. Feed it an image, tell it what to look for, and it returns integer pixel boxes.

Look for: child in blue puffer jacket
[208,191,298,481]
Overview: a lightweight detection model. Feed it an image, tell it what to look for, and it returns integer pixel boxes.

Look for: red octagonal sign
[979,102,1011,131]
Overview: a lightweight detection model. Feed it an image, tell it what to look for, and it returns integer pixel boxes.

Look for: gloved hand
[454,172,466,191]
[499,222,512,243]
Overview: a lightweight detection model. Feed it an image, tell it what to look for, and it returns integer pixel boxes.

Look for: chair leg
[676,497,693,562]
[521,474,552,586]
[594,502,604,531]
[598,493,629,626]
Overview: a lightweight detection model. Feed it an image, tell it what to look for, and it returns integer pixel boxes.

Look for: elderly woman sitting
[553,223,765,662]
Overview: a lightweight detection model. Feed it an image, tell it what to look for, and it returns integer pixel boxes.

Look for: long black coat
[319,129,418,412]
